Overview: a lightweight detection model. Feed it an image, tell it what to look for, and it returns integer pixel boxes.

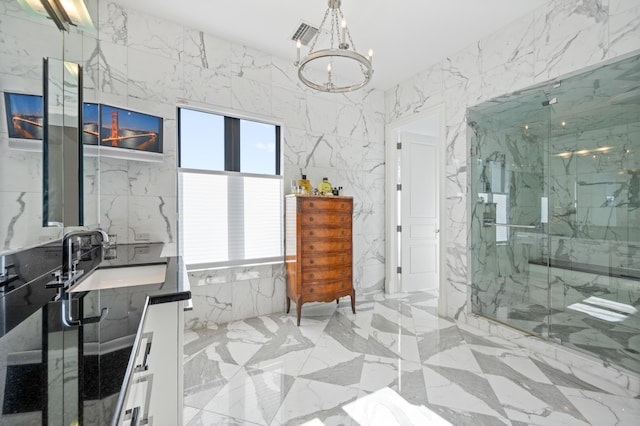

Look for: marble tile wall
[91,1,385,265]
[1,0,386,319]
[385,0,640,320]
[184,264,286,329]
[108,0,384,308]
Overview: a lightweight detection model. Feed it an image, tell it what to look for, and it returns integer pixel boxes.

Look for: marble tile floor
[183,291,640,425]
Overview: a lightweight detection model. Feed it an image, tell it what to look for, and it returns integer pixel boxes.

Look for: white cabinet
[115,298,186,426]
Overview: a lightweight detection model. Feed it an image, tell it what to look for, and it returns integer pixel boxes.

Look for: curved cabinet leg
[350,290,356,314]
[296,299,302,326]
[286,297,291,314]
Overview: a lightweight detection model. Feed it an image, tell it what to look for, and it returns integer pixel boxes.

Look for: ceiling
[113,0,547,91]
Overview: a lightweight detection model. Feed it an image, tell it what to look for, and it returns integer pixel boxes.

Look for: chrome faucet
[49,229,110,289]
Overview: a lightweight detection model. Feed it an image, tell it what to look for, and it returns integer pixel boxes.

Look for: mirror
[0,2,100,255]
[43,58,83,227]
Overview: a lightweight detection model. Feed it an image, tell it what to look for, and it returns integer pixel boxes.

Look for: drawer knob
[310,273,315,278]
[341,256,345,262]
[342,269,346,275]
[310,259,315,264]
[310,245,315,250]
[310,230,314,236]
[310,217,314,222]
[341,217,345,222]
[341,203,345,208]
[341,283,345,289]
[310,202,314,207]
[341,230,345,235]
[309,288,314,293]
[342,243,345,249]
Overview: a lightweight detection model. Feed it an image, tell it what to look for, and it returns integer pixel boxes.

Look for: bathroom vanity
[0,242,190,425]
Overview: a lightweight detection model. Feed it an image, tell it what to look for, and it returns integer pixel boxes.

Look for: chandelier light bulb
[327,62,332,72]
[368,49,373,63]
[341,18,347,45]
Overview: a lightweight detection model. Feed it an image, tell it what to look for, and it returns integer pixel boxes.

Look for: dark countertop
[0,242,190,425]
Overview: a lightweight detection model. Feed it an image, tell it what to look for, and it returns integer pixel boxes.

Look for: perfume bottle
[318,177,332,195]
[297,174,311,195]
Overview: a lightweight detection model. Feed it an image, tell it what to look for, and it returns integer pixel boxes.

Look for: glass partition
[469,53,640,374]
[43,58,84,227]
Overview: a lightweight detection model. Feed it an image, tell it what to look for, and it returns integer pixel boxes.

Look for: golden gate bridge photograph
[84,103,162,154]
[3,92,43,140]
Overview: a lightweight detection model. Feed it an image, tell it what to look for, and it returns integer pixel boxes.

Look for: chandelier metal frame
[295,0,373,93]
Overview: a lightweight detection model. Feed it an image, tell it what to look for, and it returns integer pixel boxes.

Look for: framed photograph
[3,92,43,140]
[83,102,100,146]
[99,104,163,154]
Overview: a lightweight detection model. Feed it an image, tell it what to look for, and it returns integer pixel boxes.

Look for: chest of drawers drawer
[302,240,351,254]
[300,198,351,212]
[301,213,351,227]
[301,279,352,299]
[302,253,351,267]
[301,266,351,282]
[302,227,351,239]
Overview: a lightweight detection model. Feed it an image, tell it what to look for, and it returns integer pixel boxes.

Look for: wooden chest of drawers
[285,195,355,325]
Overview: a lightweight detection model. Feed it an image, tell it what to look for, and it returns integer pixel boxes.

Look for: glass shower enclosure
[468,53,640,374]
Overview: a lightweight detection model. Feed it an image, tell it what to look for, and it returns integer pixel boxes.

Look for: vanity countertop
[0,242,190,425]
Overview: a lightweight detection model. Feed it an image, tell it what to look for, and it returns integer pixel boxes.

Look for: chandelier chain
[342,12,357,53]
[330,8,336,50]
[308,7,331,53]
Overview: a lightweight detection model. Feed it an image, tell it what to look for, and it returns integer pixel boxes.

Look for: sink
[68,264,167,293]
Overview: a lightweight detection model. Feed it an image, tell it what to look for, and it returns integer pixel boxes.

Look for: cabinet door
[119,300,184,425]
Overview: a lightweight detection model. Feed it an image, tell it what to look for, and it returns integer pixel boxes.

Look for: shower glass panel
[469,53,640,374]
[547,57,640,373]
[469,89,551,337]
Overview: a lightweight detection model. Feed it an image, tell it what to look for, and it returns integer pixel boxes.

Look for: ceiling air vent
[291,21,318,46]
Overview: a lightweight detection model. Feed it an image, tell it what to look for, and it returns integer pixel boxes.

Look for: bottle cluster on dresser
[291,174,343,196]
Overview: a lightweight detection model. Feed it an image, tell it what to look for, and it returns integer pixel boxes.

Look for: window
[179,109,224,171]
[178,107,282,268]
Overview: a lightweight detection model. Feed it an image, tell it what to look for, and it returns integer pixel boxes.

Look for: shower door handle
[483,222,539,229]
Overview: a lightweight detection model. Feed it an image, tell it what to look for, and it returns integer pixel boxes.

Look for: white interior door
[400,132,439,292]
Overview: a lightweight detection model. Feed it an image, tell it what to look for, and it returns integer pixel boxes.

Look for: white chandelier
[294,0,373,93]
